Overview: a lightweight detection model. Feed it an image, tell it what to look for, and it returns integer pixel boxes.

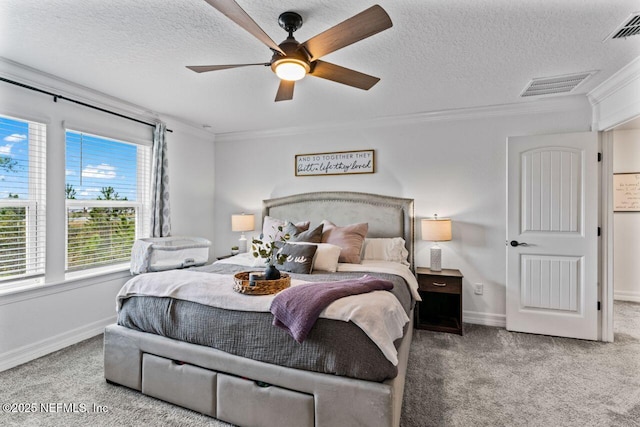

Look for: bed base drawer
[140,353,314,426]
[141,353,217,417]
[217,373,315,427]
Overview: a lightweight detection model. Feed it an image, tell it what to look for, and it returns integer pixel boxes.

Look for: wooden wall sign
[295,150,375,177]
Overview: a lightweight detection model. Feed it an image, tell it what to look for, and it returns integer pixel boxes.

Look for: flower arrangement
[251,225,290,267]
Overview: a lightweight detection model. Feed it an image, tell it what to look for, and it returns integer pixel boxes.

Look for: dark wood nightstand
[415,267,464,335]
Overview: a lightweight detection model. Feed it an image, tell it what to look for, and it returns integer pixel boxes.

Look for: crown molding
[215,95,588,143]
[588,56,640,130]
[0,57,157,122]
[0,57,214,137]
[588,56,640,104]
[164,116,217,140]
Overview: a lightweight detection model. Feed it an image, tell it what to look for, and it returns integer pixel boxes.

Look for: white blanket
[116,269,409,365]
[217,254,422,300]
[337,260,422,301]
[129,239,153,275]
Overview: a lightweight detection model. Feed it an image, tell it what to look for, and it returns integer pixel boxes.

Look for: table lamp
[421,215,452,271]
[231,213,255,253]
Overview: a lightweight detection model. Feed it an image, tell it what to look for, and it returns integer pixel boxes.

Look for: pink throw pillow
[321,220,368,264]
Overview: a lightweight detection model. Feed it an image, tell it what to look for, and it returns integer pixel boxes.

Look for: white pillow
[288,242,342,272]
[362,237,409,266]
[261,216,310,242]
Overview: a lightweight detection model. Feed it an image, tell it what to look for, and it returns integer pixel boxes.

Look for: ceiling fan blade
[186,63,268,73]
[310,60,380,90]
[275,80,295,102]
[301,5,392,61]
[203,0,285,55]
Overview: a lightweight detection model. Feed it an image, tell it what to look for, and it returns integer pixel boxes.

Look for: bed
[104,191,416,427]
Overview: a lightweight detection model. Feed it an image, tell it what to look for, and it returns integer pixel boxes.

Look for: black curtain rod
[0,76,173,133]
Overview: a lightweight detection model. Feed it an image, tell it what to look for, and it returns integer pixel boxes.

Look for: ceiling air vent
[605,12,640,40]
[520,72,593,97]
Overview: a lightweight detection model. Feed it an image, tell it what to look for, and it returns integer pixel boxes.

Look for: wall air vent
[520,72,594,97]
[605,12,640,40]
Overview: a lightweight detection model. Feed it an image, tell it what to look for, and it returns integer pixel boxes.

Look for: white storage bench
[130,236,210,274]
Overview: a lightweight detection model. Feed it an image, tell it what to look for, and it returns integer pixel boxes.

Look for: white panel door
[507,132,599,340]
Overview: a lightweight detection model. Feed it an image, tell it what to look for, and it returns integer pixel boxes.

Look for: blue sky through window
[0,116,138,201]
[65,130,138,201]
[0,116,30,199]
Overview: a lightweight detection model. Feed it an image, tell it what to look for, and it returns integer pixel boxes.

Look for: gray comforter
[117,263,413,382]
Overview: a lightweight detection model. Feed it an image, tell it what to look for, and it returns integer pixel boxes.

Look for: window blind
[66,201,139,271]
[65,130,150,272]
[0,115,46,282]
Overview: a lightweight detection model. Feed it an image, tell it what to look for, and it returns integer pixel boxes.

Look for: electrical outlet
[474,283,483,295]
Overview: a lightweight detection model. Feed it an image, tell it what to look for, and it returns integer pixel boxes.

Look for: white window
[0,115,46,284]
[65,130,150,272]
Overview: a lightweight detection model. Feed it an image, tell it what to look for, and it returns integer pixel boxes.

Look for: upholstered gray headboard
[262,192,415,269]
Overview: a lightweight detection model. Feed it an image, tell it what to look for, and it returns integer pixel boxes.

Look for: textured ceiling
[1,0,640,135]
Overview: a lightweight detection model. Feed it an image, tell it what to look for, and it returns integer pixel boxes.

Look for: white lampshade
[421,216,452,242]
[232,214,255,253]
[421,215,452,272]
[231,214,255,232]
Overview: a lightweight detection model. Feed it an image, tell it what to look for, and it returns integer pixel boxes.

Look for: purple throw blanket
[270,274,393,343]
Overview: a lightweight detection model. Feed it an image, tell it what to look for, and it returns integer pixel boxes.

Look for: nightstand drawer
[418,275,461,293]
[415,267,464,334]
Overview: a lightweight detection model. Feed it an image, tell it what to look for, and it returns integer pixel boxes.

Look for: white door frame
[600,131,615,342]
[588,56,640,342]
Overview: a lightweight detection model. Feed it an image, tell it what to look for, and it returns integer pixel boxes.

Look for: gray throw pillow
[285,223,324,243]
[278,243,318,274]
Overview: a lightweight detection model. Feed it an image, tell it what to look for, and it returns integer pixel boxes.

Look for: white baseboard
[463,310,506,328]
[614,290,640,303]
[0,315,116,373]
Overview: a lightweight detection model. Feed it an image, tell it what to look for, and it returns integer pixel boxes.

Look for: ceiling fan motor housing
[270,37,311,76]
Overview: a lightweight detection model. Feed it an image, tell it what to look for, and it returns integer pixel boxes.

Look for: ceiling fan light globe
[274,60,308,81]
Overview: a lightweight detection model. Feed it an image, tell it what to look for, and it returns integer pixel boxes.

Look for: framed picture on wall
[613,173,640,212]
[295,149,375,177]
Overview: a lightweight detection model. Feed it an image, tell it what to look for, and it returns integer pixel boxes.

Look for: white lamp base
[430,245,442,271]
[238,234,248,253]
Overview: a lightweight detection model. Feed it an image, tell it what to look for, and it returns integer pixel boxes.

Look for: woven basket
[233,271,291,295]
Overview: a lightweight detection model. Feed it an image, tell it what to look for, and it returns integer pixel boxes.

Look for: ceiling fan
[187,0,393,102]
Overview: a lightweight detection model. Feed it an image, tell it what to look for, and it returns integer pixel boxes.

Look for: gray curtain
[150,123,171,237]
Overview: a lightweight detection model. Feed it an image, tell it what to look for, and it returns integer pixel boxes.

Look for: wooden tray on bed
[233,272,290,295]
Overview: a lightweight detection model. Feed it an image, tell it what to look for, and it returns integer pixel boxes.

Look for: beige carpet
[1,301,638,427]
[402,301,640,427]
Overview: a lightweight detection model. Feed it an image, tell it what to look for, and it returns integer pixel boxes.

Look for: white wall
[214,97,593,325]
[613,129,640,302]
[0,63,215,371]
[166,121,216,246]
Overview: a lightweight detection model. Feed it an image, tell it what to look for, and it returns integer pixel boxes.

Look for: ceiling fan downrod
[278,11,303,38]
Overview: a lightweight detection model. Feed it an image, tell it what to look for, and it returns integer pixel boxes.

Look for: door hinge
[598,152,602,162]
[598,301,601,311]
[598,227,601,236]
